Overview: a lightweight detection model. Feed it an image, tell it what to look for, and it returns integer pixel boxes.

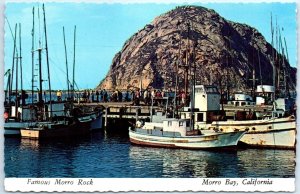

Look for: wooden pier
[75,102,273,129]
[76,102,155,129]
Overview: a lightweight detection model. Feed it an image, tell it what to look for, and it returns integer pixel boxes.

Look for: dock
[75,101,274,129]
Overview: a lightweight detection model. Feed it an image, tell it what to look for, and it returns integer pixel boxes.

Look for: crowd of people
[58,88,190,107]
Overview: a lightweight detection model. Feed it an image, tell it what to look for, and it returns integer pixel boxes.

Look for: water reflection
[5,131,295,178]
[128,146,295,178]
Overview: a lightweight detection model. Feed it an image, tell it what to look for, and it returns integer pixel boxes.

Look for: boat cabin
[180,85,223,127]
[227,93,255,107]
[162,119,191,136]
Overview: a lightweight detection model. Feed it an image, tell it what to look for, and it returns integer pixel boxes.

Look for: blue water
[4,129,295,178]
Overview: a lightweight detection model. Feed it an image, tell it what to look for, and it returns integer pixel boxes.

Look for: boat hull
[4,121,42,137]
[210,117,296,149]
[129,130,245,149]
[5,111,103,137]
[21,121,91,139]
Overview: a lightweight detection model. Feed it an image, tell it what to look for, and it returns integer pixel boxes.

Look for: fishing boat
[129,113,246,149]
[179,85,296,149]
[4,5,103,137]
[20,114,94,139]
[210,115,296,149]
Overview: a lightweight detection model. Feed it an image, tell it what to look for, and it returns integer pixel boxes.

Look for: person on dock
[125,90,130,102]
[56,90,62,102]
[82,90,87,102]
[131,90,135,103]
[134,89,140,105]
[118,90,123,102]
[91,90,95,102]
[103,89,108,102]
[100,90,103,102]
[96,90,99,102]
[87,90,91,103]
[143,89,148,105]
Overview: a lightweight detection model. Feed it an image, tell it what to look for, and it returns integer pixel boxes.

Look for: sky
[4,1,297,90]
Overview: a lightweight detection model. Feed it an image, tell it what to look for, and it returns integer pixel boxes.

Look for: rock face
[97,6,296,94]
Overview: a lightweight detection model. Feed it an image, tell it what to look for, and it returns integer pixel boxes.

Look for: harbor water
[4,128,295,178]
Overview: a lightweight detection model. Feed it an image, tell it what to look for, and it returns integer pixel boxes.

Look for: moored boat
[179,85,296,149]
[20,115,93,139]
[129,117,246,149]
[210,115,296,149]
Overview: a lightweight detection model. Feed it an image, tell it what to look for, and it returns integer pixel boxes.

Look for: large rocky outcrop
[97,6,296,94]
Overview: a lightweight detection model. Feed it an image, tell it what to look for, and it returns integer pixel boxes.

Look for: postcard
[1,0,297,192]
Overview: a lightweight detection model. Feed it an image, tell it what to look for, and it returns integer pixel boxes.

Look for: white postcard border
[4,178,295,192]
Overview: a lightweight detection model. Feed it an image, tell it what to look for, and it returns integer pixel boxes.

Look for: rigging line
[63,26,70,98]
[4,16,17,52]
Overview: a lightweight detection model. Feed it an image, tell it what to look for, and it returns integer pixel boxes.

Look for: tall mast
[257,50,262,86]
[73,25,76,99]
[191,23,196,131]
[43,4,52,118]
[31,7,35,104]
[10,24,17,104]
[173,20,181,118]
[284,37,292,97]
[270,13,276,101]
[63,26,70,98]
[38,47,43,103]
[15,52,19,119]
[19,23,23,107]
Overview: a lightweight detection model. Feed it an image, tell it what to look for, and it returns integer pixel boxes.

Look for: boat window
[195,87,203,93]
[206,87,218,93]
[168,121,172,126]
[179,121,183,126]
[197,113,204,122]
[186,121,190,127]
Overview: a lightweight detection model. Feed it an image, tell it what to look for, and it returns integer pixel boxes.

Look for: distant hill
[97,5,296,94]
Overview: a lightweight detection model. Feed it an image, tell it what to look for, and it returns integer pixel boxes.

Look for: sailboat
[4,4,102,139]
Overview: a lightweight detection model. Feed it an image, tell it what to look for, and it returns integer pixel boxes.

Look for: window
[197,113,204,122]
[168,121,172,126]
[186,121,190,127]
[179,121,183,126]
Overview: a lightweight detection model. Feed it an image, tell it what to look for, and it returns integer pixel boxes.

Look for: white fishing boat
[5,102,103,136]
[180,85,296,149]
[129,117,246,149]
[210,115,296,149]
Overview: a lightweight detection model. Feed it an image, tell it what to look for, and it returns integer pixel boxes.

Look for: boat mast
[270,13,276,101]
[191,22,196,131]
[73,25,76,100]
[14,24,20,119]
[19,23,23,108]
[31,7,35,104]
[63,26,70,99]
[10,24,17,105]
[15,51,19,120]
[173,20,181,118]
[37,6,43,104]
[43,4,52,119]
[186,21,194,131]
[284,37,292,97]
